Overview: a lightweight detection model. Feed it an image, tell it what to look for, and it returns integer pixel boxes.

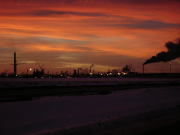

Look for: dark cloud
[0,9,107,18]
[143,38,180,65]
[129,20,178,29]
[108,0,178,4]
[0,0,178,5]
[107,20,179,29]
[1,9,178,30]
[32,10,106,17]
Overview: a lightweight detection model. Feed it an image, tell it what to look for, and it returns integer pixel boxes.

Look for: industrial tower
[11,52,25,75]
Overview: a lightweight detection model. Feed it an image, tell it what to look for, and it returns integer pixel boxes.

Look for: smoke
[90,64,95,68]
[143,38,180,65]
[78,68,83,70]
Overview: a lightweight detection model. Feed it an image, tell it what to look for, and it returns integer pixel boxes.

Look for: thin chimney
[170,62,171,73]
[14,52,17,75]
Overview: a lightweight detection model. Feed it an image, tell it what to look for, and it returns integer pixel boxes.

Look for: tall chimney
[170,62,171,73]
[14,52,17,75]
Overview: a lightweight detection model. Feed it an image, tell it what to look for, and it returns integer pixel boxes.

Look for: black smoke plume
[143,38,180,65]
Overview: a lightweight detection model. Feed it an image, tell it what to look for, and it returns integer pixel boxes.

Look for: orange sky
[0,0,180,74]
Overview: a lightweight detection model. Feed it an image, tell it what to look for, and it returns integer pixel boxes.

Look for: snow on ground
[0,86,180,135]
[0,78,180,87]
[0,78,180,83]
[1,78,180,83]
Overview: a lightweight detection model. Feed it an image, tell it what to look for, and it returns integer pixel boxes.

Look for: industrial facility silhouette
[1,38,180,78]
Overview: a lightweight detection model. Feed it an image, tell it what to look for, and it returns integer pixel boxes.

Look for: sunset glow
[0,0,180,74]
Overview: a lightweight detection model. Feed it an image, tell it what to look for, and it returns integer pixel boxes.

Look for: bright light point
[30,68,32,71]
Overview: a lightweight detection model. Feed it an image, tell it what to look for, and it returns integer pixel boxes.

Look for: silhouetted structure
[170,62,171,73]
[4,51,179,78]
[13,52,17,75]
[78,68,83,76]
[90,64,95,73]
[11,52,25,76]
[33,69,44,78]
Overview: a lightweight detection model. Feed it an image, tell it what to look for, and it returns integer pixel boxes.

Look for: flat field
[0,78,180,135]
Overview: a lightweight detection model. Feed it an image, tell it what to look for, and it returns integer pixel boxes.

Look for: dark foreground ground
[0,81,180,102]
[97,107,180,135]
[1,80,180,135]
[38,105,180,135]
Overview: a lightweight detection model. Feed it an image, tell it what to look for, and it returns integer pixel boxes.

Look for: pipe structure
[11,52,25,76]
[14,52,17,75]
[170,62,171,73]
[90,64,95,73]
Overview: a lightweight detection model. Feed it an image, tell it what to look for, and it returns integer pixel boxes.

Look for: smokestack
[170,62,171,73]
[14,52,16,74]
[90,64,94,73]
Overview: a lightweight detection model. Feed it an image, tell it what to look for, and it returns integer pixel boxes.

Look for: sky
[0,0,180,74]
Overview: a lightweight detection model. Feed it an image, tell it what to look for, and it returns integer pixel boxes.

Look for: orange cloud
[0,0,180,73]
